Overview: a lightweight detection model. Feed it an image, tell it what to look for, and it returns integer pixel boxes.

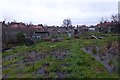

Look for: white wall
[89,28,95,31]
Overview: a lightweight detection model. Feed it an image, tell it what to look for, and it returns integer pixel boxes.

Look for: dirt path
[82,47,115,73]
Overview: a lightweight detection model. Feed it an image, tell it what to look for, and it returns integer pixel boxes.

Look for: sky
[0,0,119,26]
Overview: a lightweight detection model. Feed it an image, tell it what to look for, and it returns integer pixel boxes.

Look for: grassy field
[2,33,119,78]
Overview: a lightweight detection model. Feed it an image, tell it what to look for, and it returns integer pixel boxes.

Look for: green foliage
[16,32,25,44]
[50,34,58,38]
[2,45,28,57]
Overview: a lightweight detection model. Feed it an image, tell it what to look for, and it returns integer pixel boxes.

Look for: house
[77,25,89,34]
[30,25,49,41]
[88,25,96,32]
[32,31,49,41]
[46,26,58,35]
[96,21,115,33]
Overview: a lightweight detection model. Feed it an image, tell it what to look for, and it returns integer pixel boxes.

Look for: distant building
[77,25,89,34]
[32,31,49,42]
[88,25,96,32]
[96,21,115,33]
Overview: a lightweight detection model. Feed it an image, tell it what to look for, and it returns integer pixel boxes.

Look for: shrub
[16,32,25,44]
[25,38,34,46]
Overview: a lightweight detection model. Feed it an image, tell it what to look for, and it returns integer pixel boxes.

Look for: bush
[25,38,34,46]
[50,34,58,39]
[16,32,25,44]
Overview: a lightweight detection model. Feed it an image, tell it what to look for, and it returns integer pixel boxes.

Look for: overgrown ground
[1,33,119,78]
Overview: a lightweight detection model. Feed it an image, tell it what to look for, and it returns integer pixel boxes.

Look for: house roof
[10,24,27,28]
[8,22,47,32]
[96,22,114,28]
[29,25,48,32]
[10,22,27,29]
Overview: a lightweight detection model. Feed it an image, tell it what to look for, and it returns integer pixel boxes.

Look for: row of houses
[1,21,117,39]
[1,20,117,49]
[1,21,90,42]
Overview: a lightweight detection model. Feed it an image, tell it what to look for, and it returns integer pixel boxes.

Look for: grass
[2,33,119,78]
[2,45,29,57]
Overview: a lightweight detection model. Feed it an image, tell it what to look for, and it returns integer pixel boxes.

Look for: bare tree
[62,18,72,27]
[111,14,120,33]
[29,21,33,26]
[2,15,13,22]
[111,14,118,22]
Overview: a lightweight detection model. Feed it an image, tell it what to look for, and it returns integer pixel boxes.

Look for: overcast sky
[0,0,119,26]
